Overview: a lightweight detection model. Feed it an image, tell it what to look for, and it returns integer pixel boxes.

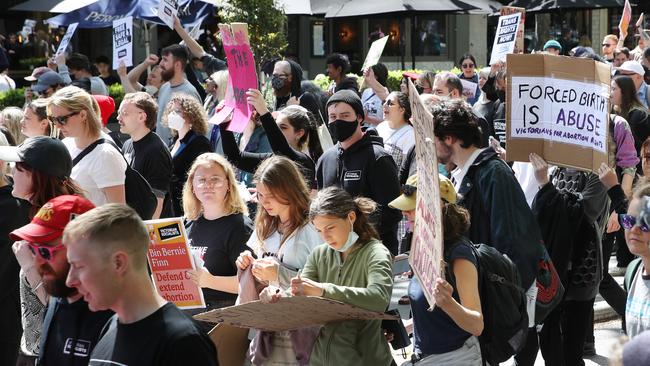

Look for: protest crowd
[4,4,650,366]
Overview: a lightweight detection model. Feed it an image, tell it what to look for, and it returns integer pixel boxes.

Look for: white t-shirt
[361,88,384,123]
[376,122,415,168]
[64,138,127,206]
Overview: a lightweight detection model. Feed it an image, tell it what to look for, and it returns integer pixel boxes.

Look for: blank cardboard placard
[194,296,397,332]
[361,35,389,71]
[506,54,610,173]
[407,79,444,309]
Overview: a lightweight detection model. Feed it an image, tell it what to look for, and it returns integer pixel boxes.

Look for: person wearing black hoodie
[316,90,402,255]
[271,59,320,114]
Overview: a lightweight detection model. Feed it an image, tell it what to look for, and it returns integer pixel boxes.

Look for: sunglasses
[620,214,650,232]
[602,43,614,47]
[48,111,80,126]
[461,63,475,68]
[28,243,65,261]
[384,100,395,106]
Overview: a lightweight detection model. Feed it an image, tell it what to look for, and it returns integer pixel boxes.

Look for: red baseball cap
[92,95,115,127]
[10,195,95,243]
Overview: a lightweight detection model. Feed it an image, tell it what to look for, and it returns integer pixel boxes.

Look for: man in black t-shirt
[118,92,173,219]
[9,195,113,366]
[63,204,217,366]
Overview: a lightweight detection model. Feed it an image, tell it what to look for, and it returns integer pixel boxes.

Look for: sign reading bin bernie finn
[506,54,610,172]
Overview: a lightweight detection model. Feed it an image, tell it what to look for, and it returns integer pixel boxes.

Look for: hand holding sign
[490,13,522,65]
[529,153,549,186]
[55,23,78,58]
[246,89,270,116]
[112,16,133,70]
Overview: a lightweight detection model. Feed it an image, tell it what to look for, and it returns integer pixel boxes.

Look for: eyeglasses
[272,73,290,79]
[620,214,650,232]
[461,63,475,69]
[28,243,65,261]
[195,176,227,188]
[48,111,80,126]
[117,108,144,118]
[602,43,614,48]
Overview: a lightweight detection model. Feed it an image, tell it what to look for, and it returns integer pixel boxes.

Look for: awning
[10,0,99,13]
[324,0,501,18]
[507,0,624,12]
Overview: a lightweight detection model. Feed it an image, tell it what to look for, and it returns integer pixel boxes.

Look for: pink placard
[219,23,258,133]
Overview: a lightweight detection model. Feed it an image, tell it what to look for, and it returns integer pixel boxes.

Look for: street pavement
[389,257,628,365]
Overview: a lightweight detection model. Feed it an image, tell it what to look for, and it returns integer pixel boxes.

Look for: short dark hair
[644,47,650,61]
[94,55,110,65]
[390,91,412,121]
[614,47,630,58]
[67,53,91,72]
[458,53,477,68]
[371,63,388,87]
[122,92,158,131]
[326,53,350,74]
[445,74,463,95]
[162,44,189,67]
[71,77,91,92]
[431,99,482,148]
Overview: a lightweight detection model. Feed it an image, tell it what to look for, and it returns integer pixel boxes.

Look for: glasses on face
[272,73,289,79]
[602,43,614,48]
[28,243,65,261]
[118,108,144,118]
[461,63,475,69]
[195,176,226,188]
[48,111,80,126]
[620,214,650,232]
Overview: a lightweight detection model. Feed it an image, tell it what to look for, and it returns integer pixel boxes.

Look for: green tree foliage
[218,0,288,64]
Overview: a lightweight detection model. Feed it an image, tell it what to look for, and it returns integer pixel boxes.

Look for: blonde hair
[162,93,208,136]
[47,86,102,139]
[182,153,248,220]
[604,34,619,44]
[0,107,26,144]
[211,70,228,102]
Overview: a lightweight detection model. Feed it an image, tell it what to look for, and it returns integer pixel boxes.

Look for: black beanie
[326,90,364,119]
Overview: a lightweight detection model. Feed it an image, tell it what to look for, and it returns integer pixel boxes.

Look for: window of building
[311,20,326,57]
[367,18,403,56]
[412,14,447,57]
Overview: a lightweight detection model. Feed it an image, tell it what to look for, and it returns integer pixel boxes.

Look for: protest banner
[145,218,205,309]
[112,16,133,70]
[210,23,258,133]
[194,296,397,332]
[407,79,444,309]
[55,23,78,57]
[506,54,610,172]
[460,79,478,101]
[361,35,389,72]
[158,0,178,30]
[619,0,632,39]
[500,6,525,54]
[490,12,522,65]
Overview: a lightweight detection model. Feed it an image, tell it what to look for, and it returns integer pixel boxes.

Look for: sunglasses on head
[48,111,80,126]
[28,243,65,261]
[620,214,650,232]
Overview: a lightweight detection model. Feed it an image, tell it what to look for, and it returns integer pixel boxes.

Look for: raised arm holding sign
[54,22,78,57]
[490,13,522,65]
[112,16,133,70]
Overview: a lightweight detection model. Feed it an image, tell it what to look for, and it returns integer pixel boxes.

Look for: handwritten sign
[55,23,78,57]
[215,23,258,133]
[361,35,389,71]
[145,218,205,309]
[500,6,526,54]
[506,54,610,172]
[112,16,133,70]
[490,12,522,65]
[194,296,397,332]
[407,80,444,309]
[460,79,478,101]
[620,0,632,39]
[158,0,178,30]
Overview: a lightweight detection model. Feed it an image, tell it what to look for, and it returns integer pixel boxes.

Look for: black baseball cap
[0,136,72,179]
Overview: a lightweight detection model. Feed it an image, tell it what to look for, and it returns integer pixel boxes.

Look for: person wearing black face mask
[270,59,322,118]
[316,90,402,255]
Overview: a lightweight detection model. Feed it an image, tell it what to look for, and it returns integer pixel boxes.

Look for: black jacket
[316,132,402,255]
[627,108,650,172]
[457,148,543,288]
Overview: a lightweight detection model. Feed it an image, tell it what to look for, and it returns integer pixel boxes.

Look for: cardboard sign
[460,79,478,101]
[145,218,206,309]
[619,0,632,39]
[112,16,133,70]
[361,35,389,72]
[490,12,522,65]
[500,6,526,54]
[407,79,444,309]
[194,296,397,332]
[158,0,178,30]
[217,23,258,133]
[55,23,78,57]
[506,54,610,172]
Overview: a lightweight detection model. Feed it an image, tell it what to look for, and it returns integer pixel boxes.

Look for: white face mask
[167,112,185,131]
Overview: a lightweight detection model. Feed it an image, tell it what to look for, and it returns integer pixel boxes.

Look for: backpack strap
[72,139,105,166]
[625,257,643,292]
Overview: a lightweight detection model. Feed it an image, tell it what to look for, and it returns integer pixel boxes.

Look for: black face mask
[497,89,506,103]
[329,119,358,142]
[271,76,286,90]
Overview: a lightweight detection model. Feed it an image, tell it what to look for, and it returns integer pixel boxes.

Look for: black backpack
[72,138,157,220]
[448,242,529,365]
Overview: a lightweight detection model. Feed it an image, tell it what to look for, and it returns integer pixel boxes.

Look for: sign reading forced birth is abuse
[145,218,205,309]
[506,54,610,172]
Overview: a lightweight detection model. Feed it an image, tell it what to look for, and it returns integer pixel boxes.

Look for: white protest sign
[158,0,178,29]
[361,35,389,71]
[112,16,133,70]
[460,79,478,101]
[490,12,522,65]
[407,79,444,309]
[55,23,78,57]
